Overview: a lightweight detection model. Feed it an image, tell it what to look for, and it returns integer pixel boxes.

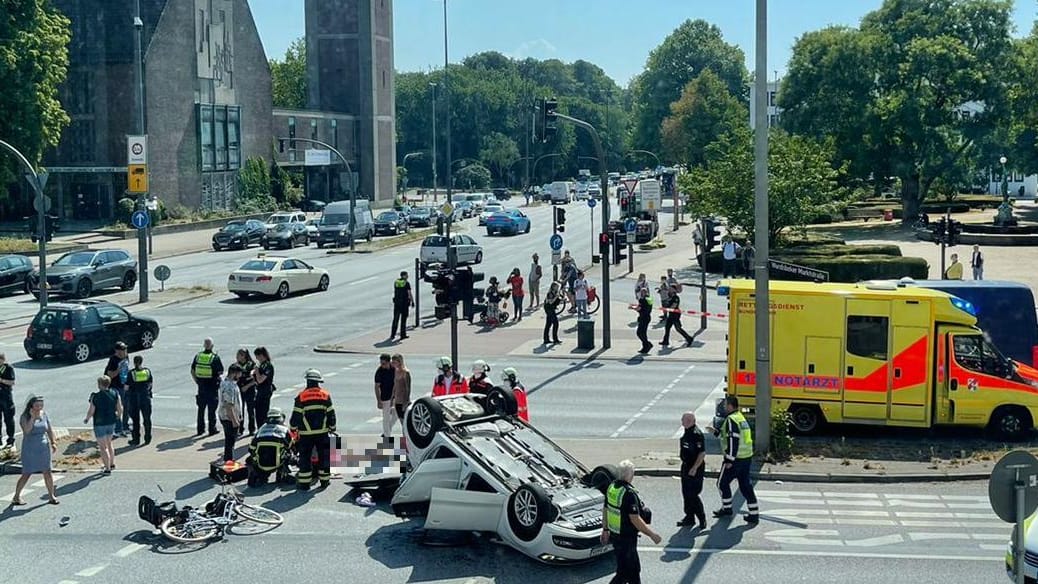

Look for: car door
[91,252,113,288]
[0,258,14,291]
[95,303,133,347]
[425,464,506,532]
[460,235,477,263]
[294,259,319,289]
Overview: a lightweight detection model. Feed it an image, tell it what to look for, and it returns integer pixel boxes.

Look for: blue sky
[251,0,1038,85]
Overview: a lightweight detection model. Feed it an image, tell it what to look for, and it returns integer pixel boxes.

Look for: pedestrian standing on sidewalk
[12,395,59,505]
[634,273,649,302]
[217,364,244,463]
[104,342,130,438]
[191,338,224,437]
[252,347,274,429]
[741,243,755,279]
[677,412,707,528]
[84,376,121,474]
[944,253,964,280]
[542,282,562,345]
[235,349,257,436]
[601,459,661,583]
[0,353,16,449]
[635,287,654,354]
[391,353,411,436]
[573,270,589,318]
[528,253,542,308]
[661,288,694,347]
[561,251,577,310]
[722,235,741,278]
[657,276,672,323]
[374,354,396,439]
[507,268,525,321]
[971,245,984,280]
[391,271,414,340]
[709,395,759,524]
[126,355,153,446]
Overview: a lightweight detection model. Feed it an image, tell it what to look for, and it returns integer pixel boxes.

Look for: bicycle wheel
[587,295,601,314]
[234,502,284,526]
[554,297,567,316]
[160,516,222,543]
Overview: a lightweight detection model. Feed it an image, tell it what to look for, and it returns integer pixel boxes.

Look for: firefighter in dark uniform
[635,287,653,354]
[126,355,153,446]
[601,459,661,584]
[711,395,759,523]
[469,360,493,395]
[391,271,414,340]
[247,407,294,486]
[290,368,336,490]
[677,411,706,528]
[190,338,224,436]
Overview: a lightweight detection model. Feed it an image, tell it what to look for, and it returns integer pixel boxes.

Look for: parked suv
[0,254,34,295]
[24,300,159,363]
[30,249,137,299]
[264,211,307,232]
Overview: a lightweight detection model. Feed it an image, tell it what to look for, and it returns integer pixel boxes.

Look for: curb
[634,467,989,483]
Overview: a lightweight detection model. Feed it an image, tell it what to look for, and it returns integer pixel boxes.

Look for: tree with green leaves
[235,157,276,213]
[629,19,747,156]
[661,70,748,170]
[682,128,848,244]
[0,0,71,195]
[454,163,491,191]
[479,132,520,184]
[780,0,1014,220]
[270,38,307,109]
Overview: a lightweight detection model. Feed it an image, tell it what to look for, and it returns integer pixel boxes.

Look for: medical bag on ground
[209,459,248,483]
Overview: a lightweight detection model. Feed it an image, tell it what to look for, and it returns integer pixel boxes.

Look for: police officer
[660,287,694,347]
[190,338,224,436]
[710,395,759,523]
[290,369,336,490]
[500,367,529,422]
[391,270,414,340]
[469,360,493,395]
[126,355,153,446]
[601,459,661,584]
[431,357,469,396]
[677,411,706,528]
[247,407,293,487]
[0,353,15,449]
[635,287,653,354]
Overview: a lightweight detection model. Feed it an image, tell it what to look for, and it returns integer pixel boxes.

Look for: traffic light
[599,232,611,260]
[932,218,947,245]
[540,98,558,143]
[44,215,58,241]
[947,219,962,246]
[554,207,566,233]
[703,218,721,252]
[612,231,627,265]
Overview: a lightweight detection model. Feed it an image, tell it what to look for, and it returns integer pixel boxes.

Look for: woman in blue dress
[11,395,59,505]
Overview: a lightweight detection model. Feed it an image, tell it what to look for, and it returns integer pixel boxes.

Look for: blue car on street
[485,209,531,236]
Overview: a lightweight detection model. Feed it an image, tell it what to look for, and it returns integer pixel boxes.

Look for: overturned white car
[388,389,619,564]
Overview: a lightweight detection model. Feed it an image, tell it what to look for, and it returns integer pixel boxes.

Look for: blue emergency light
[950,296,978,316]
[717,285,730,297]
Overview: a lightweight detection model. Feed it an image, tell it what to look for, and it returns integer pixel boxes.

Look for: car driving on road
[24,300,159,363]
[455,200,474,218]
[264,211,307,232]
[485,208,531,236]
[211,219,266,251]
[228,255,330,300]
[261,222,309,250]
[478,203,505,226]
[374,211,410,236]
[0,254,33,295]
[419,234,483,267]
[30,249,137,299]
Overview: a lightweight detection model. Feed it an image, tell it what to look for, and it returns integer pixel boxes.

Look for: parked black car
[24,300,159,363]
[374,211,409,236]
[0,254,34,295]
[212,219,266,251]
[261,222,309,249]
[29,249,137,299]
[492,187,510,201]
[408,207,435,227]
[300,199,327,213]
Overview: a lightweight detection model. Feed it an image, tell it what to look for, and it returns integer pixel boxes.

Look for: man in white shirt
[721,236,741,278]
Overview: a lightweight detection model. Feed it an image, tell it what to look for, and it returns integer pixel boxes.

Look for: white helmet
[304,368,324,382]
[472,359,490,375]
[436,356,453,370]
[501,367,518,383]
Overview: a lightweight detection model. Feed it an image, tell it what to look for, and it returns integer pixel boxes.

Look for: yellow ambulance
[720,280,1038,439]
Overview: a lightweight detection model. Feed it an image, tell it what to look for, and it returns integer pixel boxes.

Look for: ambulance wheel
[507,483,556,542]
[485,386,518,416]
[587,464,619,495]
[788,404,823,435]
[990,406,1032,441]
[406,398,444,449]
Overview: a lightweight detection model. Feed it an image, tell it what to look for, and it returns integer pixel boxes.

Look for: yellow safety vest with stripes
[194,352,215,378]
[132,368,151,383]
[721,411,754,460]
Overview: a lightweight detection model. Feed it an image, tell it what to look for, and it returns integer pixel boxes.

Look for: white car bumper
[228,278,277,295]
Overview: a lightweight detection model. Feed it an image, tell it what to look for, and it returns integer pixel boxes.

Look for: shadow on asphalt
[11,358,77,370]
[154,436,195,452]
[124,528,219,555]
[175,477,215,501]
[526,359,605,396]
[261,487,318,513]
[54,472,105,497]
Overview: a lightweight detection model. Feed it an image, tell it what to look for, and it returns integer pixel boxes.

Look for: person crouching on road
[500,367,529,422]
[677,412,707,529]
[291,369,336,490]
[485,277,504,325]
[469,360,494,395]
[391,354,412,436]
[217,364,243,463]
[709,395,759,524]
[431,356,468,397]
[375,353,396,439]
[601,460,661,584]
[126,355,153,446]
[247,408,293,487]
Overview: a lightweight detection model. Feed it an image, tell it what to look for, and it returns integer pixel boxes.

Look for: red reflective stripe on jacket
[514,387,529,422]
[432,375,469,397]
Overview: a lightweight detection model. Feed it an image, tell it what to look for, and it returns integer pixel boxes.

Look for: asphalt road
[0,473,1005,584]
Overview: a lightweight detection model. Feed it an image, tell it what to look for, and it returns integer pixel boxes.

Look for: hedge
[777,244,902,258]
[779,254,929,282]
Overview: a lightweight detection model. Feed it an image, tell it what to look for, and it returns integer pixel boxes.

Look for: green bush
[778,244,902,258]
[769,409,794,462]
[787,254,929,282]
[115,197,136,226]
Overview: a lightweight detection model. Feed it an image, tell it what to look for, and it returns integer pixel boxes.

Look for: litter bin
[577,318,595,350]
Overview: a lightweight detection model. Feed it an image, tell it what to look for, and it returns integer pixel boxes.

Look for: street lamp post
[625,149,661,170]
[134,1,149,303]
[752,0,772,456]
[531,153,562,184]
[442,0,458,368]
[1000,155,1009,201]
[281,137,357,249]
[429,82,438,201]
[0,139,49,307]
[997,155,1014,226]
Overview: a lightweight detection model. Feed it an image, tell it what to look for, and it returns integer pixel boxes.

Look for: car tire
[121,271,137,291]
[507,483,556,542]
[70,342,91,363]
[789,404,824,435]
[524,223,530,234]
[474,251,483,264]
[990,406,1033,441]
[234,292,249,298]
[586,464,620,494]
[26,349,42,361]
[485,386,518,417]
[318,275,330,291]
[212,244,221,251]
[486,230,493,237]
[406,397,444,449]
[75,278,93,299]
[139,328,156,349]
[276,281,290,300]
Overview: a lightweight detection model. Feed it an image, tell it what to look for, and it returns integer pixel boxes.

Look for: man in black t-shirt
[391,271,414,340]
[0,353,15,447]
[677,412,707,528]
[374,354,396,438]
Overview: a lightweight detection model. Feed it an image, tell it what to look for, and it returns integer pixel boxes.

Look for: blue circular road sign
[131,210,150,229]
[624,217,637,232]
[549,233,564,251]
[587,198,597,209]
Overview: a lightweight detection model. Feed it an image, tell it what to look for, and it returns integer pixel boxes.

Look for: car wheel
[139,328,156,349]
[990,406,1033,441]
[26,349,42,361]
[212,244,221,251]
[234,292,249,299]
[485,386,518,416]
[318,275,330,291]
[507,484,556,542]
[474,251,483,264]
[276,281,290,300]
[789,404,824,435]
[486,230,493,237]
[120,271,137,291]
[524,223,530,234]
[75,278,93,299]
[70,342,91,363]
[406,397,444,449]
[586,464,620,494]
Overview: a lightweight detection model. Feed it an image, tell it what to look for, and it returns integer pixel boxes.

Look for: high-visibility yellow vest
[394,278,407,288]
[195,352,215,378]
[721,411,754,459]
[132,368,150,383]
[605,482,627,535]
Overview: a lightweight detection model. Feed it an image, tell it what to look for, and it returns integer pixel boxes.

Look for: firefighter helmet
[472,359,490,375]
[501,367,518,383]
[304,368,324,382]
[436,356,453,371]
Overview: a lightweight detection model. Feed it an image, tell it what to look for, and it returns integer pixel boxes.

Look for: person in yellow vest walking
[291,368,336,491]
[709,395,759,523]
[391,271,414,340]
[126,355,153,446]
[600,459,661,584]
[190,338,224,436]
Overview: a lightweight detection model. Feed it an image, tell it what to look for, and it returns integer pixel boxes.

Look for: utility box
[577,318,595,350]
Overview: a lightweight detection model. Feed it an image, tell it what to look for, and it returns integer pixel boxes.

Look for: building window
[768,91,776,107]
[331,119,338,149]
[215,106,228,170]
[227,107,241,170]
[847,315,889,360]
[199,104,215,172]
[311,119,318,141]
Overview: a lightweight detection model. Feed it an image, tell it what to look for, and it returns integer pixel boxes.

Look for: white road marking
[766,529,904,548]
[114,543,148,558]
[75,565,108,577]
[152,395,180,400]
[612,364,695,438]
[365,416,381,424]
[57,581,79,584]
[675,378,726,438]
[636,546,1001,562]
[348,276,378,286]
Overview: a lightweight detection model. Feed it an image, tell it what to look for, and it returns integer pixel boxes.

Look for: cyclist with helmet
[469,360,493,395]
[484,277,504,325]
[246,407,294,487]
[290,369,336,490]
[431,356,468,397]
[500,367,529,422]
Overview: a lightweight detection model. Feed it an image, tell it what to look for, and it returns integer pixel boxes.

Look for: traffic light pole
[553,112,610,349]
[700,218,708,330]
[414,258,421,328]
[0,139,49,308]
[752,0,772,456]
[134,3,149,303]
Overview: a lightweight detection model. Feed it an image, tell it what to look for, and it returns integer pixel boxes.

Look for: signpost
[624,217,637,244]
[549,233,563,251]
[127,136,149,303]
[768,259,829,282]
[154,264,171,292]
[640,178,661,211]
[621,179,639,197]
[587,197,597,260]
[989,450,1038,584]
